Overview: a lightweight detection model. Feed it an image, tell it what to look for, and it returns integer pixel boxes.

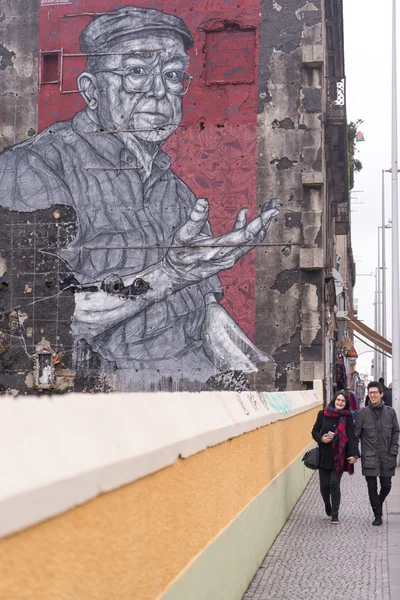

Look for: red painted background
[38,0,260,340]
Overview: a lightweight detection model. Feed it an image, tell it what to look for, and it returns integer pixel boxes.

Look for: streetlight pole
[378,227,382,378]
[374,268,378,380]
[382,170,387,383]
[382,169,396,385]
[391,0,400,443]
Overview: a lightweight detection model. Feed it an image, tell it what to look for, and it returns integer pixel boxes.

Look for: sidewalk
[243,467,400,600]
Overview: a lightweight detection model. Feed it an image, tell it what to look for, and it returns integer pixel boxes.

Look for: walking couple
[312,382,400,526]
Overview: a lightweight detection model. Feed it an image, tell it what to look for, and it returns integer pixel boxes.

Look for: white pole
[391,0,400,450]
[378,227,382,378]
[382,170,387,383]
[374,269,378,380]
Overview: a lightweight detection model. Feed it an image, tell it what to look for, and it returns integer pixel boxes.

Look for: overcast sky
[343,0,394,380]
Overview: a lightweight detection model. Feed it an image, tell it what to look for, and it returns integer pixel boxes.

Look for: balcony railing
[326,77,346,120]
[334,202,349,235]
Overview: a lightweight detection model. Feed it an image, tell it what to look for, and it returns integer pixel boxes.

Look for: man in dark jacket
[384,383,393,408]
[355,381,400,526]
[379,377,388,391]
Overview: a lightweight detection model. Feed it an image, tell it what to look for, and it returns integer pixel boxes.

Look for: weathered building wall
[254,0,324,391]
[0,0,38,152]
[0,0,327,394]
[0,0,39,389]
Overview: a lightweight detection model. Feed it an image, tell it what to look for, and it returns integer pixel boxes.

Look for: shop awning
[346,314,392,356]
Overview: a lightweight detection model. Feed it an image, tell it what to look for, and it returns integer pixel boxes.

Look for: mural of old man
[0,6,278,391]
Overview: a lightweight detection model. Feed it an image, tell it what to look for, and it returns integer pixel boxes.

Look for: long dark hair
[329,390,350,411]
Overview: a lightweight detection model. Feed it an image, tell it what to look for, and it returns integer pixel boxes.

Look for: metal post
[382,170,387,383]
[374,268,378,380]
[391,0,400,450]
[378,227,382,379]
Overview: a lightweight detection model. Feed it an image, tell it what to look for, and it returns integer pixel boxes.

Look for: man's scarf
[323,406,354,475]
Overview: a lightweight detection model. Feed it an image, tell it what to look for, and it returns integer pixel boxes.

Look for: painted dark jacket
[312,410,359,471]
[354,403,400,477]
[0,109,222,371]
[0,110,220,286]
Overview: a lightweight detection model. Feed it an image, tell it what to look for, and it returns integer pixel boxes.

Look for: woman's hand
[348,457,358,464]
[321,434,333,443]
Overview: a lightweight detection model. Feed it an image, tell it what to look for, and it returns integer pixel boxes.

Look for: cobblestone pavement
[243,468,390,600]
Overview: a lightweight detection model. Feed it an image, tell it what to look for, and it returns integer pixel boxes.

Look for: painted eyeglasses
[95,66,193,96]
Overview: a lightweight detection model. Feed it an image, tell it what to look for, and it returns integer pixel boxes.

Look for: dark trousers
[365,476,392,516]
[319,468,343,516]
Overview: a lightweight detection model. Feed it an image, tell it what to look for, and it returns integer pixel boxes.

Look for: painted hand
[163,197,279,284]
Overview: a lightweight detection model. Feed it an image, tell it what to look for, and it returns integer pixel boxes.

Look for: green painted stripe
[160,444,315,600]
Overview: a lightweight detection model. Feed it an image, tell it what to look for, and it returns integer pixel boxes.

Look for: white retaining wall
[0,386,322,538]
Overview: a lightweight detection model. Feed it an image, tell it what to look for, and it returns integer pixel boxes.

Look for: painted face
[334,394,346,410]
[368,388,383,405]
[93,35,188,143]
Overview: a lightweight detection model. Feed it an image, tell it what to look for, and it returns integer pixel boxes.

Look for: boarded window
[42,53,59,84]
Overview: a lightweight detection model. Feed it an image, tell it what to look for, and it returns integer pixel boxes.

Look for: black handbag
[302,447,320,470]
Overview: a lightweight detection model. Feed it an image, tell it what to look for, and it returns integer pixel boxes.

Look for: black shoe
[372,516,382,526]
[331,515,339,524]
[325,505,332,517]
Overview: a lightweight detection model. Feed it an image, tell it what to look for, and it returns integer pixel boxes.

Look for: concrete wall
[254,0,325,391]
[0,389,321,600]
[0,0,327,394]
[0,0,38,152]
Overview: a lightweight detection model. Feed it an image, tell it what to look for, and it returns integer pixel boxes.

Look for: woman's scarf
[323,405,354,475]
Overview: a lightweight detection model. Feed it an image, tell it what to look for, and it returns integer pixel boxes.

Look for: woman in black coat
[312,391,359,524]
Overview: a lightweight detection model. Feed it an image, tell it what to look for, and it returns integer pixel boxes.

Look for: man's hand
[348,457,358,464]
[163,197,279,284]
[75,198,278,336]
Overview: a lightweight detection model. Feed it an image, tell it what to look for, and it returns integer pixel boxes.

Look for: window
[41,52,59,84]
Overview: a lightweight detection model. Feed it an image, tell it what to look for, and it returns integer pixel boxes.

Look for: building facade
[0,0,353,394]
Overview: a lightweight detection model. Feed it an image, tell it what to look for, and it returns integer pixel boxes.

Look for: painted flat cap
[80,6,194,53]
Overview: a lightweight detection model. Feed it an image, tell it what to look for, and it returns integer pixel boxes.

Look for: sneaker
[372,517,382,526]
[331,515,339,524]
